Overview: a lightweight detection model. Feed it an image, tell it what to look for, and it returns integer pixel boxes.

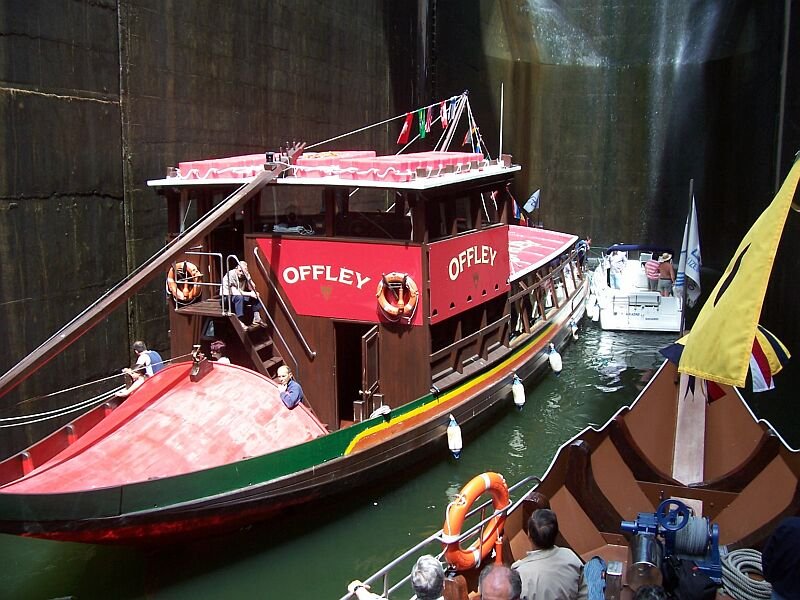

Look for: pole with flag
[675,182,702,334]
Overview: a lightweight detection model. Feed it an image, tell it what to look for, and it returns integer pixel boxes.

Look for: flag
[397,113,413,145]
[462,127,471,146]
[418,109,427,139]
[750,324,791,392]
[662,324,790,394]
[440,101,448,129]
[678,159,800,386]
[425,106,432,133]
[674,196,702,308]
[523,189,540,213]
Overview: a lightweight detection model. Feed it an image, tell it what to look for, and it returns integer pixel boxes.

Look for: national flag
[522,189,540,213]
[440,101,448,129]
[425,106,432,133]
[462,127,471,146]
[396,112,413,145]
[678,159,800,387]
[750,324,791,392]
[662,323,791,393]
[418,109,427,139]
[674,196,702,308]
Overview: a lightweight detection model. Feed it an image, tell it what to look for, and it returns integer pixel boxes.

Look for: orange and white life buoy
[166,261,203,303]
[376,272,419,322]
[442,472,509,570]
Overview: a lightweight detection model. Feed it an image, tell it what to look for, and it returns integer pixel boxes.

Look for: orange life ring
[376,272,419,321]
[166,261,203,303]
[442,472,509,570]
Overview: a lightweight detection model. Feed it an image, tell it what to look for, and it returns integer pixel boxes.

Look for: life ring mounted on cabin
[442,472,509,571]
[376,272,419,323]
[166,261,203,304]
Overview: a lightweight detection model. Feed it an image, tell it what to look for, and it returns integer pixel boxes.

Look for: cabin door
[334,322,377,425]
[360,325,381,421]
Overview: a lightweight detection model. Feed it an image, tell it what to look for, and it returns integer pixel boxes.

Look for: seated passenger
[479,564,523,600]
[511,509,588,600]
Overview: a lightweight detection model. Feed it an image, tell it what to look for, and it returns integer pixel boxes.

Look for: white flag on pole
[675,196,702,307]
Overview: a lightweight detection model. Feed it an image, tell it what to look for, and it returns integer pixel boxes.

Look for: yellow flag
[678,160,800,386]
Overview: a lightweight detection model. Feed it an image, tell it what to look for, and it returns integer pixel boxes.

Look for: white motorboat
[587,244,681,333]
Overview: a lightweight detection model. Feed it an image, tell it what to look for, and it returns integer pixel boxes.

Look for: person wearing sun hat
[657,252,675,296]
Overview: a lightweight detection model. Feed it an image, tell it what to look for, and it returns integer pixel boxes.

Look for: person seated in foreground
[479,563,522,600]
[633,585,668,600]
[276,365,305,409]
[762,516,800,600]
[115,340,164,398]
[347,554,444,600]
[511,508,588,600]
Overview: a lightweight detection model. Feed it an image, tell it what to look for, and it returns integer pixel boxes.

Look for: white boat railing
[339,475,541,600]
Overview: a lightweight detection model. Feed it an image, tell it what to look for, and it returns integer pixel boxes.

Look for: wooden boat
[343,159,800,600]
[342,358,800,600]
[588,244,682,333]
[0,93,588,545]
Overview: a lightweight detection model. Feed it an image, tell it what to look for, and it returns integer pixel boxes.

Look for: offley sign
[256,238,423,326]
[448,245,498,281]
[429,227,510,324]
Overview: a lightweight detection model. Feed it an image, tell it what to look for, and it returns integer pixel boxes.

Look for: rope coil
[721,549,772,600]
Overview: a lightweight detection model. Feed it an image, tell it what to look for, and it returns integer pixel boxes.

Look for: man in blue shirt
[276,365,304,409]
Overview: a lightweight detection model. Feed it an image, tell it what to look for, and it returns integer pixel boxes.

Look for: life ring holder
[166,261,203,305]
[376,272,419,323]
[441,472,510,570]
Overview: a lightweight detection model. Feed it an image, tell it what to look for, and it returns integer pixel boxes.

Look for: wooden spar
[0,143,305,400]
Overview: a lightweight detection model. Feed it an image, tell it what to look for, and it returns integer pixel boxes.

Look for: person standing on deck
[115,341,163,398]
[644,256,660,291]
[608,250,626,289]
[657,252,675,297]
[276,365,305,409]
[221,261,262,328]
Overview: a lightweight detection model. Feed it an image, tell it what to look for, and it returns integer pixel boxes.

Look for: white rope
[1,354,190,426]
[721,549,772,600]
[0,389,120,428]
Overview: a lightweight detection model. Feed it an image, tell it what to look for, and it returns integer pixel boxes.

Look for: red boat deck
[1,362,327,493]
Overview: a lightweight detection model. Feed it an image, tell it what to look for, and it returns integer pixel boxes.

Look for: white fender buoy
[548,343,563,375]
[447,414,463,459]
[570,320,579,340]
[512,375,525,409]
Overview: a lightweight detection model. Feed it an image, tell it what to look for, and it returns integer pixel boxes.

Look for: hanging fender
[166,261,203,303]
[442,472,509,571]
[376,272,419,323]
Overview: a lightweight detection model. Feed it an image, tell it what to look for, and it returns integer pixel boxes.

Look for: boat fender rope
[721,549,772,600]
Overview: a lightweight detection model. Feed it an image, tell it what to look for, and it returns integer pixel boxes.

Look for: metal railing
[337,475,541,600]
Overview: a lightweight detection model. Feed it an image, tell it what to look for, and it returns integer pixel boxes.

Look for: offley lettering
[282,265,371,289]
[448,245,497,281]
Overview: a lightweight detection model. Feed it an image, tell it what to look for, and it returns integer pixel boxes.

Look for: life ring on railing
[442,472,509,570]
[166,261,203,303]
[376,272,419,322]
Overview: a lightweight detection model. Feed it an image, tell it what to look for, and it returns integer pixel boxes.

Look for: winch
[620,498,722,589]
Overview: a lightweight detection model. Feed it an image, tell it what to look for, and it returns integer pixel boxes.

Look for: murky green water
[2,326,795,599]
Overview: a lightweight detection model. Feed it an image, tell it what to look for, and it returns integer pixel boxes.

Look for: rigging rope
[2,353,191,427]
[721,549,772,600]
[306,93,463,151]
